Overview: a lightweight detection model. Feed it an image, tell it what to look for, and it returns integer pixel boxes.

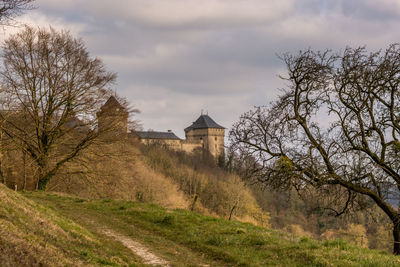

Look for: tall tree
[230,45,400,254]
[0,26,117,190]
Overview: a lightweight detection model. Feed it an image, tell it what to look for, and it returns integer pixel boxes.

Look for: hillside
[47,141,189,209]
[46,141,267,226]
[0,183,142,266]
[15,189,400,266]
[3,138,396,253]
[30,142,395,253]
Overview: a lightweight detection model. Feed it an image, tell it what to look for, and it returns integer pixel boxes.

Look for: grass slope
[24,191,400,267]
[0,184,142,266]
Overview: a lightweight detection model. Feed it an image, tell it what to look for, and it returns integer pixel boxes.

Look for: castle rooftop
[133,131,181,140]
[184,114,224,132]
[101,96,125,111]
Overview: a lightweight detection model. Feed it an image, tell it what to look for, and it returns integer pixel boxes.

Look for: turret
[184,114,225,158]
[97,96,128,137]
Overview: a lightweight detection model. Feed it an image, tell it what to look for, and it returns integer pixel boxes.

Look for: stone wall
[181,140,203,153]
[140,138,182,151]
[185,128,225,158]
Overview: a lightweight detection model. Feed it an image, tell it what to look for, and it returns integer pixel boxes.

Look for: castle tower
[97,96,128,137]
[184,114,225,158]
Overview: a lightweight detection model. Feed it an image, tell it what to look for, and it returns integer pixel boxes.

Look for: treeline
[249,186,393,251]
[139,143,394,252]
[140,145,269,226]
[221,148,394,252]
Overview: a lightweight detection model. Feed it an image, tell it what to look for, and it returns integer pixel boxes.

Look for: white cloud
[350,0,400,17]
[18,11,85,33]
[124,84,251,137]
[0,11,85,47]
[37,0,297,28]
[11,0,400,136]
[126,0,295,27]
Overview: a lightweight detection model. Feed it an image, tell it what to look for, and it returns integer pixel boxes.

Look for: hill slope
[0,184,142,266]
[49,142,267,225]
[23,190,400,267]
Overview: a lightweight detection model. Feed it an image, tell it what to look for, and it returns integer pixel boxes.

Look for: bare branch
[230,44,400,254]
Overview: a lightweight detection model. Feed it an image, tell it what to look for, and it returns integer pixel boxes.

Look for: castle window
[215,137,217,141]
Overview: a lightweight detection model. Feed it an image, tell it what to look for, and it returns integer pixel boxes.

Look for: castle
[97,96,225,158]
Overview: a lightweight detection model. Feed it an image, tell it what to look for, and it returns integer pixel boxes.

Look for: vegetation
[22,189,400,267]
[141,145,269,225]
[48,140,189,209]
[44,141,395,254]
[1,142,399,266]
[230,45,400,254]
[0,26,117,190]
[1,0,398,264]
[0,183,142,266]
[250,185,394,252]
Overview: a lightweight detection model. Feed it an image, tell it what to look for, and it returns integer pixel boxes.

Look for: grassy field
[21,190,400,267]
[0,184,143,266]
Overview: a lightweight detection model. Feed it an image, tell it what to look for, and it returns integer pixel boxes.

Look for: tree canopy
[230,44,400,254]
[0,26,117,190]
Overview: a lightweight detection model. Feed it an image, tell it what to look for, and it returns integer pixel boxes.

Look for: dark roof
[132,131,181,140]
[65,116,82,128]
[64,116,90,133]
[102,96,125,110]
[184,114,224,132]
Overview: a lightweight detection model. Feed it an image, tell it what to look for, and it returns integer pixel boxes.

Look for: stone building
[134,130,182,150]
[97,96,129,137]
[97,96,225,158]
[132,114,225,158]
[184,114,225,158]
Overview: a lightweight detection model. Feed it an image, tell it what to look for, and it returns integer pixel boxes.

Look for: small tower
[97,96,128,137]
[184,114,225,158]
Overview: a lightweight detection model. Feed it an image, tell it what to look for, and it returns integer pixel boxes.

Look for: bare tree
[230,44,400,254]
[0,0,34,24]
[0,0,34,187]
[0,26,117,190]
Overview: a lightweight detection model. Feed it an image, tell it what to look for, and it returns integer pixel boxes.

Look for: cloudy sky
[7,0,400,138]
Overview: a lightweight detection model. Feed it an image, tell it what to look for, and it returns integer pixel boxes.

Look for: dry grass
[0,183,85,266]
[5,138,263,223]
[48,139,189,209]
[141,145,270,225]
[26,192,400,267]
[133,159,189,209]
[0,183,143,266]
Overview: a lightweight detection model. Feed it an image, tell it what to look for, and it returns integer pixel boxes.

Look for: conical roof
[184,114,224,132]
[102,96,125,110]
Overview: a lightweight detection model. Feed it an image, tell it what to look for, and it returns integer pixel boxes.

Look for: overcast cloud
[7,0,400,137]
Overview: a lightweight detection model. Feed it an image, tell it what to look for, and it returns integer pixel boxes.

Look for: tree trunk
[37,164,50,191]
[0,159,3,184]
[23,151,27,190]
[393,219,400,255]
[190,194,198,211]
[229,204,237,221]
[37,172,51,190]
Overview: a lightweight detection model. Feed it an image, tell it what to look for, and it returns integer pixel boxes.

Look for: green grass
[23,191,400,267]
[0,184,143,266]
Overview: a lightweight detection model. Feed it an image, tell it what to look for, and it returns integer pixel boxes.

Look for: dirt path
[102,229,170,266]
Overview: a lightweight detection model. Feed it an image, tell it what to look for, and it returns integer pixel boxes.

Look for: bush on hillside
[140,144,269,225]
[47,139,188,209]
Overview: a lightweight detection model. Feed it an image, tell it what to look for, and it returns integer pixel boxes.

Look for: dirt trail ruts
[102,228,170,266]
